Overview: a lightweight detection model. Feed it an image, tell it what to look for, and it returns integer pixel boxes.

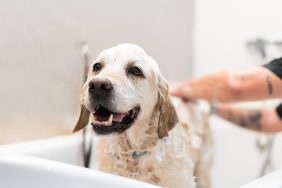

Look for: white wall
[194,0,282,76]
[0,0,194,143]
[194,0,282,188]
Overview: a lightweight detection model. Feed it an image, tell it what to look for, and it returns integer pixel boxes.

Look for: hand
[169,81,193,100]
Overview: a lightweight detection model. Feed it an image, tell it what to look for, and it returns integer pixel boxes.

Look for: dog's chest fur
[96,133,195,187]
[94,99,210,188]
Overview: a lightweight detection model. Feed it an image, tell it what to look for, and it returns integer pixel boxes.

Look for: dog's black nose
[88,78,113,95]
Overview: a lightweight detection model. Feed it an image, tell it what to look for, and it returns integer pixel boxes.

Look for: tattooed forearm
[215,106,263,130]
[214,104,282,132]
[266,76,273,95]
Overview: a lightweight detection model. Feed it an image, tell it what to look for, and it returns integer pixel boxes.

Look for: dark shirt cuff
[275,103,282,120]
[263,57,282,79]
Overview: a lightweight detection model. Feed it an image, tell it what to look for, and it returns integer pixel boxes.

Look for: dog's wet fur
[73,44,212,188]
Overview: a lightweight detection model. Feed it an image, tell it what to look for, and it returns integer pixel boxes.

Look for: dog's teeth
[92,114,113,126]
[96,115,113,126]
[103,114,113,126]
[108,114,113,124]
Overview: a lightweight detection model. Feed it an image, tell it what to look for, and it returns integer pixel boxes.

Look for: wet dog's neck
[110,120,159,152]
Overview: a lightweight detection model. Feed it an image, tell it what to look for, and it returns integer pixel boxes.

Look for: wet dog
[73,44,212,188]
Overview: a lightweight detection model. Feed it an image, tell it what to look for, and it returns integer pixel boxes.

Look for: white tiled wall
[194,0,282,76]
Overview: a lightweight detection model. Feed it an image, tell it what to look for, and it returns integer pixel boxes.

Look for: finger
[169,82,181,95]
[169,82,190,98]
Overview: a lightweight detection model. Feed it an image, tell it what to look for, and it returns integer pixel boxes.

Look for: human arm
[211,103,282,133]
[170,66,282,103]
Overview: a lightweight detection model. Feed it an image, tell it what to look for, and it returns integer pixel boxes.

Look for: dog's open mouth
[91,105,140,135]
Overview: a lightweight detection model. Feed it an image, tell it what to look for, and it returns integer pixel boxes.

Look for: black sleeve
[263,57,282,79]
[275,103,282,119]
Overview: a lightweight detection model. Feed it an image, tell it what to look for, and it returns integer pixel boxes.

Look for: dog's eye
[93,63,103,72]
[128,66,143,77]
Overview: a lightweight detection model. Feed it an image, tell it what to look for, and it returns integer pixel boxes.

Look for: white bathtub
[0,133,84,166]
[241,169,282,188]
[0,135,159,188]
[0,155,159,188]
[0,121,282,188]
[210,116,282,188]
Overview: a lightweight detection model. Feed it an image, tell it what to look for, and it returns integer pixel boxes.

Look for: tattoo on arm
[266,76,273,95]
[227,111,262,130]
[238,111,262,130]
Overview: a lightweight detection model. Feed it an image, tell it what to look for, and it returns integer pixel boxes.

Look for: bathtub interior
[0,133,84,166]
[0,155,160,188]
[240,169,282,188]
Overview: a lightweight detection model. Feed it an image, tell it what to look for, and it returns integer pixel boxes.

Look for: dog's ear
[73,104,90,133]
[157,75,178,138]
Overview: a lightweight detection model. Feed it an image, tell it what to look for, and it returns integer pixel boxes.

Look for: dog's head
[73,44,178,138]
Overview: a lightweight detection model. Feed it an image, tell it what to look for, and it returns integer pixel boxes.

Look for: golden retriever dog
[73,44,212,188]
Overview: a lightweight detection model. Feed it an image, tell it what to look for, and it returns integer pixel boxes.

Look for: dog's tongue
[96,114,110,122]
[113,113,127,122]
